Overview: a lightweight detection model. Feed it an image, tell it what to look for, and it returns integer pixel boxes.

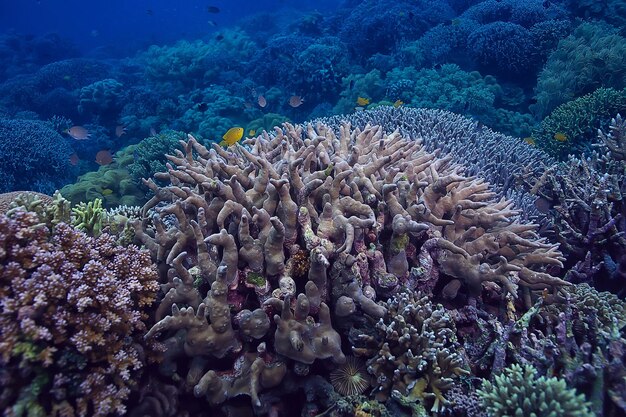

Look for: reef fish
[356,97,370,106]
[115,125,127,137]
[554,132,568,142]
[65,126,90,140]
[95,149,113,166]
[221,127,244,146]
[289,95,304,108]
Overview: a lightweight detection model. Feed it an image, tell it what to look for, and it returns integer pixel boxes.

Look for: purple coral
[0,209,159,417]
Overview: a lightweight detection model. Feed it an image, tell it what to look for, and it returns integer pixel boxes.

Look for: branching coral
[0,209,159,417]
[351,291,469,412]
[478,363,594,417]
[134,119,567,411]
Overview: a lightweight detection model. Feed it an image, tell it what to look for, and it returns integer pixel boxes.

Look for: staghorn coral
[133,120,566,411]
[477,363,594,417]
[526,115,626,295]
[597,113,626,162]
[315,106,556,224]
[511,283,626,415]
[351,291,469,412]
[0,209,159,417]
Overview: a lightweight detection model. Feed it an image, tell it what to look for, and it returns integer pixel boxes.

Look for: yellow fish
[356,96,370,106]
[220,127,244,146]
[553,132,568,142]
[248,129,256,137]
[101,188,113,196]
[393,99,404,108]
[523,137,536,146]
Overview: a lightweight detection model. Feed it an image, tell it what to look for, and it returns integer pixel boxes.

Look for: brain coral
[0,118,74,194]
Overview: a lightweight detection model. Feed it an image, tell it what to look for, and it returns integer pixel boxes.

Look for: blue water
[0,0,339,54]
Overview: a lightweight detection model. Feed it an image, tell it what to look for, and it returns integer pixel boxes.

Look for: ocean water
[0,1,625,416]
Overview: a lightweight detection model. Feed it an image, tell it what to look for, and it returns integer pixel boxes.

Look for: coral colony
[1,1,626,416]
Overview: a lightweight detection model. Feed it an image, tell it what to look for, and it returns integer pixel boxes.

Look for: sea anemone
[329,356,370,396]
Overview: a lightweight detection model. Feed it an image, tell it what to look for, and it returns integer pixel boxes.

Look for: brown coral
[135,121,567,408]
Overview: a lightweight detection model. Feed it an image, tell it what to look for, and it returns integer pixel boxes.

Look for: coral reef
[131,119,567,413]
[351,291,469,412]
[0,207,159,417]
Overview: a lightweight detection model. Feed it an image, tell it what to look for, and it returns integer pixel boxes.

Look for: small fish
[207,20,218,27]
[451,18,461,26]
[220,127,244,146]
[354,106,365,112]
[65,126,91,140]
[356,97,370,106]
[196,102,209,112]
[288,95,304,108]
[115,125,127,137]
[150,127,157,136]
[69,152,80,166]
[95,149,113,166]
[554,132,568,142]
[248,129,256,137]
[258,95,267,108]
[215,34,224,41]
[348,79,355,90]
[523,137,536,146]
[146,9,154,16]
[207,6,220,13]
[393,99,403,108]
[101,188,113,196]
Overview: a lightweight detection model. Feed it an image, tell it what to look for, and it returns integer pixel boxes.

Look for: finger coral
[0,208,159,417]
[135,119,567,411]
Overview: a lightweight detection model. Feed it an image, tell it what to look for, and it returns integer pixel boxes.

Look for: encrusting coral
[133,120,568,410]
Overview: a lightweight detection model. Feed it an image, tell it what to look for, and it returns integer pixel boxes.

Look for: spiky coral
[0,209,159,417]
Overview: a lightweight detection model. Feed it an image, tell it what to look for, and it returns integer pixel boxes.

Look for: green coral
[478,364,594,417]
[126,130,187,184]
[532,87,626,159]
[72,198,108,237]
[60,148,145,208]
[533,22,626,118]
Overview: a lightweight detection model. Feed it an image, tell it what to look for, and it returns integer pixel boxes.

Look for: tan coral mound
[135,121,568,406]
